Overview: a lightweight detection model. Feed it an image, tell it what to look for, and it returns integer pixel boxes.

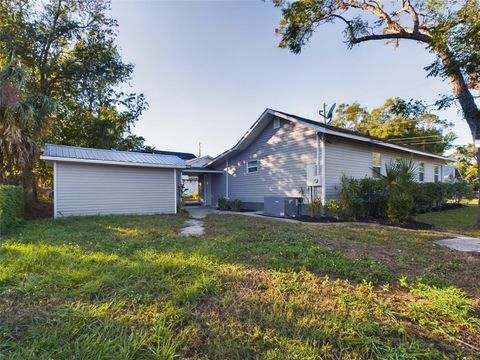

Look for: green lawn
[1,214,479,359]
[416,203,480,238]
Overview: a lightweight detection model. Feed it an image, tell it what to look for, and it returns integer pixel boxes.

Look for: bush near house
[338,179,472,223]
[308,198,323,218]
[337,160,473,223]
[230,199,242,212]
[217,197,229,210]
[217,198,242,211]
[0,185,24,234]
[183,191,199,202]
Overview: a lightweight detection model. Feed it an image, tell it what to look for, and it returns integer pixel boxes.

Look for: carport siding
[54,162,179,217]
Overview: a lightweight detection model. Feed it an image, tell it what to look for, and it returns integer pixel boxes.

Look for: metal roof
[41,144,186,168]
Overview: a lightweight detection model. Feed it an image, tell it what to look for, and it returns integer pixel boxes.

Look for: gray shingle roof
[42,144,186,168]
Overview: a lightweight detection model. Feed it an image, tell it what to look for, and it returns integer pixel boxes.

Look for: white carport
[41,144,186,218]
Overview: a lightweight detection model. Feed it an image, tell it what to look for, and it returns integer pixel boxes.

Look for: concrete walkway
[178,206,216,236]
[435,236,480,252]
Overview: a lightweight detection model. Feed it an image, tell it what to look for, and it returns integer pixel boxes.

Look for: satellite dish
[326,103,336,121]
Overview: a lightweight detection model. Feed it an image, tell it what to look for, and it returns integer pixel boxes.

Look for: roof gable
[209,108,453,167]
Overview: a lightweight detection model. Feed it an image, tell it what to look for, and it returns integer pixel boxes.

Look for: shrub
[387,192,415,223]
[230,199,242,212]
[0,185,24,234]
[447,181,473,204]
[338,176,388,219]
[182,191,199,202]
[338,175,364,219]
[413,182,452,213]
[326,199,340,220]
[357,178,388,218]
[217,197,229,210]
[308,198,323,218]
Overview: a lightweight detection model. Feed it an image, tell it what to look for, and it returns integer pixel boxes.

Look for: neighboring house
[153,150,196,160]
[41,108,453,217]
[443,165,463,182]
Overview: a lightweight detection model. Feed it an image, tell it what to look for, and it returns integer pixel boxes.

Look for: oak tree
[273,0,480,222]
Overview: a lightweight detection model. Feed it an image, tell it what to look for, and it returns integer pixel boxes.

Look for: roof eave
[40,156,186,169]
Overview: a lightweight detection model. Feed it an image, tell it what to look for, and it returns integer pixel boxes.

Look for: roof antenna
[319,103,336,126]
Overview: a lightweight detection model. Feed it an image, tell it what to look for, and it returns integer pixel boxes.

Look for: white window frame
[273,118,280,129]
[247,160,259,173]
[434,165,440,183]
[418,162,425,182]
[372,152,381,178]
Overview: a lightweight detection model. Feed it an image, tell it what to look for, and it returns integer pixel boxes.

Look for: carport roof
[41,144,186,169]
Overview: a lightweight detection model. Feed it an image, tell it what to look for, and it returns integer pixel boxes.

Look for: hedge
[336,177,473,222]
[0,185,24,235]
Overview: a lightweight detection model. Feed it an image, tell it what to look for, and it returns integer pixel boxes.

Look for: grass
[0,213,479,358]
[416,203,480,238]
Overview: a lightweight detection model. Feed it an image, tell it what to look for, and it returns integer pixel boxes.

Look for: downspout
[174,168,177,214]
[317,132,326,211]
[321,134,326,205]
[226,159,229,199]
[53,161,57,218]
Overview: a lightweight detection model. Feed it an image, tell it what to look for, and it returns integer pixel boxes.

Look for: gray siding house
[204,109,451,211]
[41,144,185,218]
[41,108,452,217]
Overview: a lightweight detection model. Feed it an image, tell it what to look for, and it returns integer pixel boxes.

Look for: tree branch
[352,31,431,44]
[345,0,404,33]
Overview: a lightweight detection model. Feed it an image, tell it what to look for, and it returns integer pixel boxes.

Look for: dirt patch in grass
[313,230,480,294]
[291,215,434,230]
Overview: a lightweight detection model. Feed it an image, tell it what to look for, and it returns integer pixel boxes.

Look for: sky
[110,0,474,157]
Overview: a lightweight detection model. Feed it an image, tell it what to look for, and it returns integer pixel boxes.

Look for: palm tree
[380,158,417,223]
[381,158,418,192]
[0,52,54,201]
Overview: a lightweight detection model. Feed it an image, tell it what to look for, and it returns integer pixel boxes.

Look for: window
[247,160,258,173]
[372,152,381,178]
[434,165,441,183]
[418,162,425,182]
[273,118,280,129]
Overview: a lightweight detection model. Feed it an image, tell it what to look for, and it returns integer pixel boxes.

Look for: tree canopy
[332,98,456,154]
[273,0,479,138]
[0,0,151,199]
[452,144,478,185]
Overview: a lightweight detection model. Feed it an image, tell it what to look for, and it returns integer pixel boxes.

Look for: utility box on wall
[264,197,302,217]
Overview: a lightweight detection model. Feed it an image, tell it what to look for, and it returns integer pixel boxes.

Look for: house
[41,108,452,217]
[201,109,452,211]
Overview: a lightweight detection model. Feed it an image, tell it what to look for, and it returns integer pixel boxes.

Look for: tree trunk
[439,51,480,225]
[22,166,38,204]
[477,149,480,227]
